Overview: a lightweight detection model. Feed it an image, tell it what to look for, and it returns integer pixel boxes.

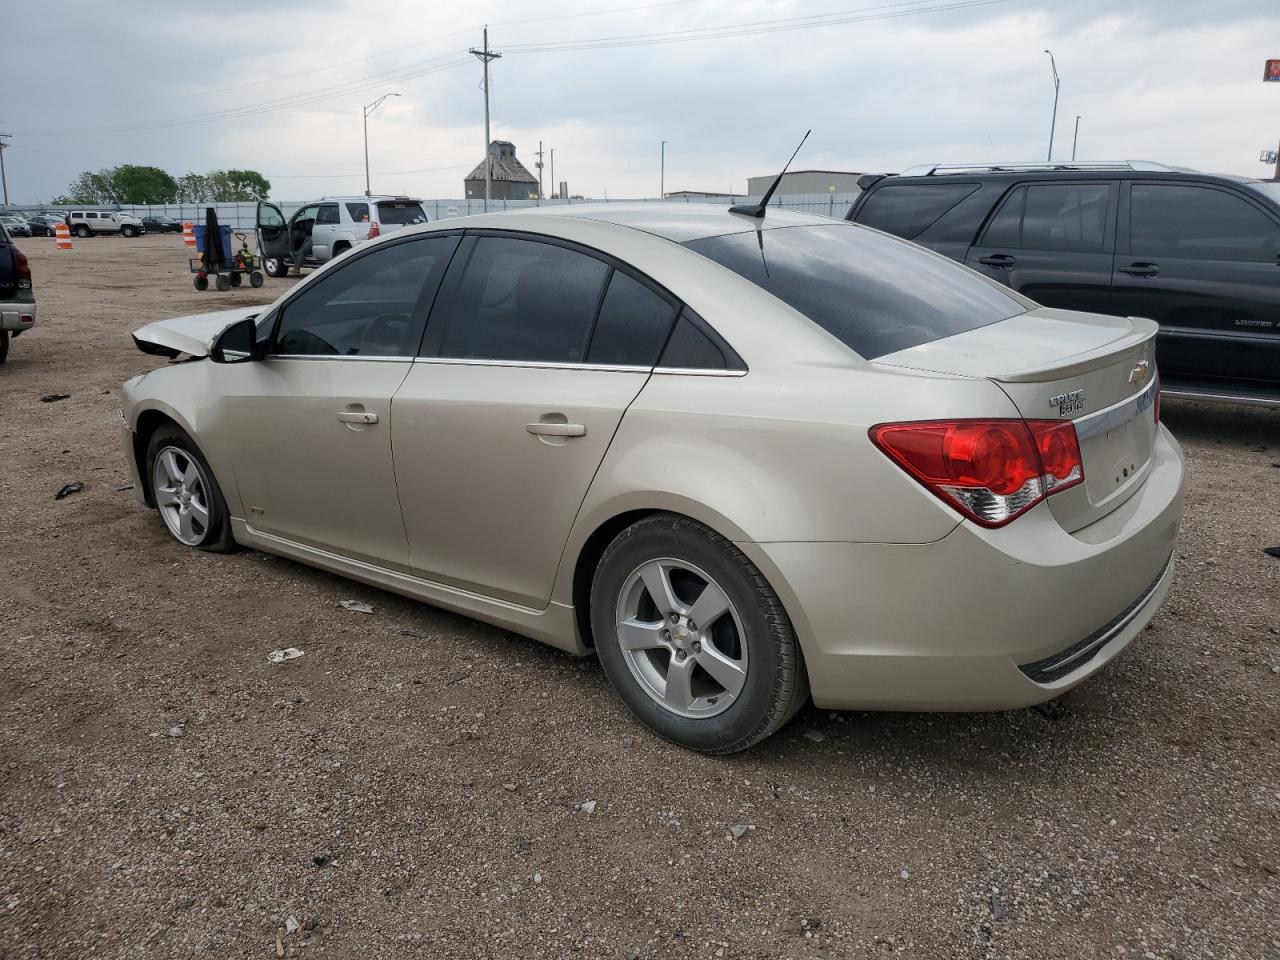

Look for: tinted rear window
[377,201,428,225]
[684,224,1025,359]
[854,183,979,239]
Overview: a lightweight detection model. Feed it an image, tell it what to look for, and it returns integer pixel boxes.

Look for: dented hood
[132,306,266,358]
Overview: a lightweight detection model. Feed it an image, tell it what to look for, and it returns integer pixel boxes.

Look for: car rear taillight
[367,221,381,239]
[870,419,1084,528]
[14,249,32,289]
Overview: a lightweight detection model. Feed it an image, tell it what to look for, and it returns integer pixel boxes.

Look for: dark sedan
[0,216,32,238]
[25,214,64,237]
[142,216,183,234]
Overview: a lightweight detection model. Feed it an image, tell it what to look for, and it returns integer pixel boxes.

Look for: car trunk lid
[874,307,1160,531]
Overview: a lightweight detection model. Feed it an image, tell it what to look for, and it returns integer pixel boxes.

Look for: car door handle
[1119,262,1161,277]
[336,411,378,424]
[526,421,586,437]
[978,254,1016,268]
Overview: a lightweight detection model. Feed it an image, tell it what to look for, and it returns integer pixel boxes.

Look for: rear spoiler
[857,174,890,191]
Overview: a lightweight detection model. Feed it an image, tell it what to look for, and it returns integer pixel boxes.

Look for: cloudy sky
[4,0,1277,203]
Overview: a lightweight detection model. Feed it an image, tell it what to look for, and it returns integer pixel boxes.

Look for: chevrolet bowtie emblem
[1129,360,1150,384]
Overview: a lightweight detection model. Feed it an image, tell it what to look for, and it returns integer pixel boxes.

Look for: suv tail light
[366,220,381,239]
[870,419,1084,528]
[13,249,31,289]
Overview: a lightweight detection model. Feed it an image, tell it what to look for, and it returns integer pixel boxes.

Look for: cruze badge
[1050,389,1085,416]
[1129,360,1150,384]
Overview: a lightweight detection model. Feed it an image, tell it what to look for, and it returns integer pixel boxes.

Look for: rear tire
[74,224,91,238]
[121,225,138,238]
[249,271,264,288]
[214,274,231,291]
[590,514,809,754]
[0,330,8,364]
[193,275,209,291]
[264,257,290,278]
[145,425,236,553]
[229,272,242,287]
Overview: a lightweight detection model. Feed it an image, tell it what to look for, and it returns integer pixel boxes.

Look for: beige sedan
[121,204,1185,752]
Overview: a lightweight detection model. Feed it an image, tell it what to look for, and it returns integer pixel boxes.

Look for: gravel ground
[1,234,1277,960]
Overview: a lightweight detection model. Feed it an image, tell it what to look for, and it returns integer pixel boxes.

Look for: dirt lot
[1,234,1277,960]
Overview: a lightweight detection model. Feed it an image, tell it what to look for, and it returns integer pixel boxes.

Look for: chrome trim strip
[412,357,652,373]
[1074,378,1156,441]
[270,354,414,362]
[1162,386,1280,409]
[651,367,748,378]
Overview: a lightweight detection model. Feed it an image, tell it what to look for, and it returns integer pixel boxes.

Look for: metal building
[464,141,540,201]
[745,169,865,195]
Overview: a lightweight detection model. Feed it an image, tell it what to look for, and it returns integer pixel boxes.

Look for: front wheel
[193,275,209,291]
[121,225,138,238]
[146,426,235,552]
[263,257,290,278]
[74,224,91,238]
[0,330,8,364]
[214,274,231,291]
[249,271,264,288]
[590,514,808,754]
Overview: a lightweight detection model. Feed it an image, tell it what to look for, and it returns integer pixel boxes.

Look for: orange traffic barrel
[182,222,196,247]
[54,222,73,250]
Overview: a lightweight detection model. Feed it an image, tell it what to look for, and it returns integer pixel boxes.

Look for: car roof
[476,202,836,242]
[873,167,1260,188]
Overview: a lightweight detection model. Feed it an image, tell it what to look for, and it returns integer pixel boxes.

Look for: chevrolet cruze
[121,203,1185,753]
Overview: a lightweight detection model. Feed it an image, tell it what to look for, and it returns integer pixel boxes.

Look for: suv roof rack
[897,161,1188,177]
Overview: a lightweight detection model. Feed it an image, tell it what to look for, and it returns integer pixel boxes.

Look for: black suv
[846,162,1280,404]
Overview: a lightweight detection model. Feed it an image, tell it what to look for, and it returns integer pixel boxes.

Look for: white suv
[67,210,145,238]
[256,196,428,277]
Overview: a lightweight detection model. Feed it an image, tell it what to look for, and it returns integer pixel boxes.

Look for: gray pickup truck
[0,220,36,363]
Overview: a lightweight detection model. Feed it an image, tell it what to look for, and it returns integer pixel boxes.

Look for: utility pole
[362,94,400,197]
[0,132,10,206]
[549,149,556,200]
[1071,115,1081,161]
[469,26,502,212]
[1044,50,1060,162]
[535,140,545,201]
[660,140,666,198]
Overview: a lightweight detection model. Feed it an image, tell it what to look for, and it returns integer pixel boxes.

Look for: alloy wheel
[614,558,748,719]
[152,446,212,546]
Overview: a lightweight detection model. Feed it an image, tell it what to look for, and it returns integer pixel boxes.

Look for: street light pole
[1044,49,1060,162]
[1071,115,1081,161]
[550,149,555,199]
[660,140,666,198]
[362,93,401,197]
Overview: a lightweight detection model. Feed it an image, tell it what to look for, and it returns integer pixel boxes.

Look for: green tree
[67,169,116,204]
[111,165,179,204]
[207,169,271,201]
[176,172,214,203]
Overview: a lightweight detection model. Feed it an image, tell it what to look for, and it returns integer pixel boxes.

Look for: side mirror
[210,316,258,364]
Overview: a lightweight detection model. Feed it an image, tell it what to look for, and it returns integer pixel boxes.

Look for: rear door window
[585,270,677,366]
[854,183,979,239]
[685,224,1025,360]
[345,202,370,222]
[434,236,609,363]
[1129,183,1280,261]
[377,201,428,225]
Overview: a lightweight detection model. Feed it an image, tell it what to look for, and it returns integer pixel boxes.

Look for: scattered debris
[1033,700,1068,721]
[54,482,83,500]
[445,669,470,684]
[275,933,284,958]
[533,872,543,884]
[167,726,183,738]
[399,628,426,639]
[1263,546,1280,560]
[900,868,910,880]
[576,800,597,814]
[115,483,134,492]
[313,851,333,867]
[340,599,374,614]
[285,916,300,934]
[991,893,1008,920]
[801,729,826,743]
[502,782,518,792]
[39,393,70,403]
[267,648,304,665]
[729,824,750,840]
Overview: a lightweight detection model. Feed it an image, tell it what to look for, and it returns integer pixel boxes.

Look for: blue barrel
[193,224,234,260]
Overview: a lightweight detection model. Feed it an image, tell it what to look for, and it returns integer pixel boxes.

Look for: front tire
[74,224,91,238]
[146,426,235,553]
[590,514,808,754]
[0,330,8,364]
[121,225,138,238]
[264,257,289,278]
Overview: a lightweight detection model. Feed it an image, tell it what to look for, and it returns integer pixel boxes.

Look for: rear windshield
[1247,181,1280,205]
[684,224,1026,359]
[854,182,979,239]
[376,201,427,225]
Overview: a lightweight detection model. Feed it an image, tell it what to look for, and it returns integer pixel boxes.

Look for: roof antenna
[730,129,810,219]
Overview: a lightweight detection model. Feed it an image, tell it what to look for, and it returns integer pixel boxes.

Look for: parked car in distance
[121,203,1184,753]
[24,214,63,237]
[0,219,36,363]
[66,210,145,238]
[0,215,32,238]
[847,162,1280,406]
[141,215,183,234]
[255,196,428,277]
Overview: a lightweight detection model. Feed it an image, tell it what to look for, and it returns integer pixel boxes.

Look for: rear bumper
[0,301,36,331]
[746,424,1186,711]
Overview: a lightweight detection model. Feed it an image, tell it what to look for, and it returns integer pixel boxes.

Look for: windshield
[684,223,1027,360]
[376,201,427,225]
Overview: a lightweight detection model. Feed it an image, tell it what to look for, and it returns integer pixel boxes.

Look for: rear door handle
[1119,262,1161,277]
[336,411,378,424]
[978,254,1016,268]
[526,421,586,437]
